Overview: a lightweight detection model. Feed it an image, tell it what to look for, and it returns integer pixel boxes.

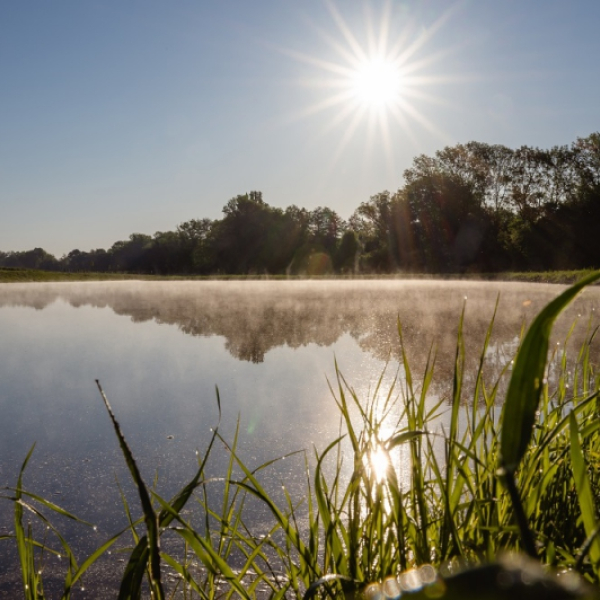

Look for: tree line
[2,133,599,275]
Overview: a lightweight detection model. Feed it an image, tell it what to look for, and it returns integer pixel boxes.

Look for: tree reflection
[0,280,598,399]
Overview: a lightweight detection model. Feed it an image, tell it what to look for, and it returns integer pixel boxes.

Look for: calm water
[0,280,598,596]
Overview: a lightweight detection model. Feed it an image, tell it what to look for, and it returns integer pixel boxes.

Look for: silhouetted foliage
[0,248,60,271]
[2,133,599,275]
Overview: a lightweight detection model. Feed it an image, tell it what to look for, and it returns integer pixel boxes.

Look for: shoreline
[1,266,597,285]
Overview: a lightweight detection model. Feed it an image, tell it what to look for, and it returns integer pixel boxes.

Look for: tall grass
[2,273,600,598]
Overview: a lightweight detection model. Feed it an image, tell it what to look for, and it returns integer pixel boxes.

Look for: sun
[279,0,460,162]
[350,57,403,110]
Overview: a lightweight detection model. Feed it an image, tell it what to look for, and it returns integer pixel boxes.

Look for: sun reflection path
[369,445,391,483]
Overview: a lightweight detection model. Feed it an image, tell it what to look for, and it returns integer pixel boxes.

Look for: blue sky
[2,0,599,257]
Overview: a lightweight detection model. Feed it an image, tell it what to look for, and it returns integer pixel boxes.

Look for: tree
[177,218,215,274]
[399,170,487,272]
[109,234,152,272]
[349,192,395,271]
[1,248,60,271]
[335,230,359,273]
[212,192,279,274]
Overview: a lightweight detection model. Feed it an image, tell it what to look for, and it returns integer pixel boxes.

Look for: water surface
[0,280,598,596]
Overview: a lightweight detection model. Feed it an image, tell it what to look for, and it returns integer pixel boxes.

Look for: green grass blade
[14,445,39,600]
[160,552,206,597]
[166,524,253,599]
[63,527,130,596]
[13,489,93,526]
[569,411,600,570]
[96,380,164,600]
[500,270,600,473]
[117,537,150,600]
[386,431,425,449]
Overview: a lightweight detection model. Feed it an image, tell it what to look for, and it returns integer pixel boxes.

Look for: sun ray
[311,104,369,201]
[401,86,454,109]
[378,111,398,178]
[277,45,355,78]
[401,102,453,144]
[388,105,424,150]
[399,43,471,79]
[329,104,368,164]
[395,1,465,67]
[272,0,466,183]
[364,3,383,58]
[324,0,369,64]
[317,105,368,183]
[281,90,355,125]
[376,2,393,56]
[304,97,363,145]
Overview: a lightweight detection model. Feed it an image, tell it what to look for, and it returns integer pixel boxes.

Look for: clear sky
[2,0,599,257]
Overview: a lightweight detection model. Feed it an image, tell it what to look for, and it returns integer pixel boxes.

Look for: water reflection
[0,280,598,596]
[1,280,597,384]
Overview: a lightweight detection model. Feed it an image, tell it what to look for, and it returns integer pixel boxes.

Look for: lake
[0,279,598,596]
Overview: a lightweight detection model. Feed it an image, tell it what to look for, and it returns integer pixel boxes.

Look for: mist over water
[0,280,598,595]
[1,280,597,391]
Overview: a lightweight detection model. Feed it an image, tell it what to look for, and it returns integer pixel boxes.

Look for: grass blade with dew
[225,438,324,590]
[114,389,223,599]
[95,380,165,600]
[500,270,600,474]
[5,442,127,599]
[14,444,43,600]
[152,494,254,599]
[569,411,600,572]
[498,272,600,557]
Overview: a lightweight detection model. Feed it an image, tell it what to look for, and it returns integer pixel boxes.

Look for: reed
[2,273,600,598]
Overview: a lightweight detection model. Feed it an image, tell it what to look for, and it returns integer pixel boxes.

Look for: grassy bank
[0,267,172,283]
[1,265,599,285]
[2,273,600,598]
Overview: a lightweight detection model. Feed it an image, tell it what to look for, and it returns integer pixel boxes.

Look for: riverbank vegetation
[1,265,599,286]
[1,133,599,277]
[2,274,600,598]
